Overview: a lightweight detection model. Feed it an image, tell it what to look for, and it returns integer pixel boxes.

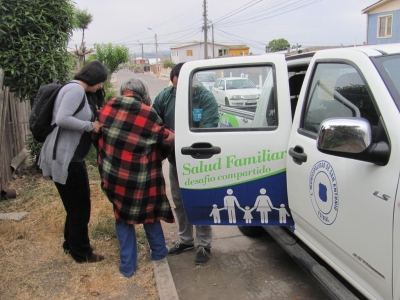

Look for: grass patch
[85,144,98,166]
[136,225,148,246]
[0,167,158,300]
[92,215,116,240]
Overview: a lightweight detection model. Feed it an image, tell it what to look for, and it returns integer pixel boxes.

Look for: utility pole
[148,28,159,78]
[203,0,208,59]
[212,23,215,58]
[155,34,159,78]
[139,42,144,73]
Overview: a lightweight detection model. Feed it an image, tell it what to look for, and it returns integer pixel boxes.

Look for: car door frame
[174,54,293,227]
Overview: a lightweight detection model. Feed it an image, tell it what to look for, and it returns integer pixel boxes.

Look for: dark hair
[170,62,185,82]
[74,61,108,86]
[86,88,105,110]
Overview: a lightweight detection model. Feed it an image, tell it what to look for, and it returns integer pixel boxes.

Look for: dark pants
[55,161,92,262]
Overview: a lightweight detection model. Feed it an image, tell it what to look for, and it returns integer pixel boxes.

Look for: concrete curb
[152,257,179,300]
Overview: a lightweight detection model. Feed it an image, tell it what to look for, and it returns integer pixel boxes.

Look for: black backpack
[29,80,85,142]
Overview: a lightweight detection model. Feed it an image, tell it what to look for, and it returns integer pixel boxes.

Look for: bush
[0,0,75,104]
[163,59,175,68]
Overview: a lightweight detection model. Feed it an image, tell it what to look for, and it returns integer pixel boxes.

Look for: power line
[215,0,291,25]
[120,26,202,46]
[110,3,202,43]
[214,28,267,53]
[216,28,267,46]
[218,0,322,27]
[212,0,263,24]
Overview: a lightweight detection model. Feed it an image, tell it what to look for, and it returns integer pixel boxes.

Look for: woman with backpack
[38,61,108,263]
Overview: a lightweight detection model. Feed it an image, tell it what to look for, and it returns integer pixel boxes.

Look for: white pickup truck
[173,44,400,300]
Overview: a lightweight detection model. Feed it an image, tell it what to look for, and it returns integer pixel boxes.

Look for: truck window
[190,66,276,129]
[302,63,379,134]
[372,54,400,111]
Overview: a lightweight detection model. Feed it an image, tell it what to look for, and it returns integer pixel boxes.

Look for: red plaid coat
[97,93,174,224]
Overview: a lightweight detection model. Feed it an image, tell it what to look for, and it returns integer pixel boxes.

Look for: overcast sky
[68,0,376,55]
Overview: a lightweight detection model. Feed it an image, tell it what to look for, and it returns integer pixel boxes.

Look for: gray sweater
[38,81,94,184]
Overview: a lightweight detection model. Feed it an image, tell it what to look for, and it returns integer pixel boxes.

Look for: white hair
[120,78,152,106]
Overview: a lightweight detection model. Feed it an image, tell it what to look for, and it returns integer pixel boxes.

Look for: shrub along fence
[0,69,31,196]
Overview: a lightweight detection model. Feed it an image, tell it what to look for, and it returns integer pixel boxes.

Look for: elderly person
[39,61,108,263]
[97,78,174,277]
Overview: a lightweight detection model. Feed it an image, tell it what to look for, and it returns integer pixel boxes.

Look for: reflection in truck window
[373,54,400,109]
[192,66,275,130]
[190,76,220,129]
[303,63,379,134]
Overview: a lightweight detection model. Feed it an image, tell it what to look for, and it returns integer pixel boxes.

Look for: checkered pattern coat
[97,93,174,224]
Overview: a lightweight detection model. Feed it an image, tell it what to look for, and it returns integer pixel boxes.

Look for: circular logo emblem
[309,160,339,225]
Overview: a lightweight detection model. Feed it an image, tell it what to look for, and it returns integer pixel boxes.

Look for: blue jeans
[115,219,168,277]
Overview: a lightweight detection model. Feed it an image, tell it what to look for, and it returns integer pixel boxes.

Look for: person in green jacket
[153,63,219,264]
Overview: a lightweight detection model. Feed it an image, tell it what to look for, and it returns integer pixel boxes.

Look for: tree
[266,39,290,53]
[92,43,130,75]
[74,8,92,49]
[291,43,302,50]
[163,59,175,68]
[87,44,130,100]
[73,8,93,66]
[0,0,75,104]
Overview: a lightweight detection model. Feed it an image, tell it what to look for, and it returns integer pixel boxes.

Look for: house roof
[228,45,250,50]
[170,42,249,50]
[170,41,228,49]
[362,0,391,13]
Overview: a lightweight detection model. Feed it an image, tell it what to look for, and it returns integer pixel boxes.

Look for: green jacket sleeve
[152,93,163,120]
[197,87,220,128]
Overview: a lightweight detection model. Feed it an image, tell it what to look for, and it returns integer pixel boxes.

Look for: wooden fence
[0,69,31,194]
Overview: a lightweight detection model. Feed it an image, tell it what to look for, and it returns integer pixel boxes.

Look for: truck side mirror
[317,118,371,154]
[317,117,390,166]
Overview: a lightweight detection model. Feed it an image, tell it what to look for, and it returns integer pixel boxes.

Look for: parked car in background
[211,77,260,107]
[195,71,219,91]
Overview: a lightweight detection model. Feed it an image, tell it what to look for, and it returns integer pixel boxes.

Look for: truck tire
[238,226,264,237]
[225,98,230,107]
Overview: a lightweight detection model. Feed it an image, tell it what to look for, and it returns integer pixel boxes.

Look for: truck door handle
[289,146,307,165]
[181,142,221,159]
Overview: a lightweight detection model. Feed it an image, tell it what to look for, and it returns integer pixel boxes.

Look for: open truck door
[174,55,293,226]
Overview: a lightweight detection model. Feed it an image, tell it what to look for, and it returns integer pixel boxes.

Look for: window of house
[218,49,228,56]
[187,50,193,56]
[378,15,393,38]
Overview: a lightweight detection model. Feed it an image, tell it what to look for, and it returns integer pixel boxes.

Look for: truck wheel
[225,98,230,106]
[238,226,264,237]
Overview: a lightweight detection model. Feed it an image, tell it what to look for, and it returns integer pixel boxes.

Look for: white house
[170,42,249,64]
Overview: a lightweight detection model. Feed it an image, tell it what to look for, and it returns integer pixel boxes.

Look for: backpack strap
[52,94,86,160]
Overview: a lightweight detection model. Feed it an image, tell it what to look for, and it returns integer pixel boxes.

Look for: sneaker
[195,247,211,264]
[168,242,194,255]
